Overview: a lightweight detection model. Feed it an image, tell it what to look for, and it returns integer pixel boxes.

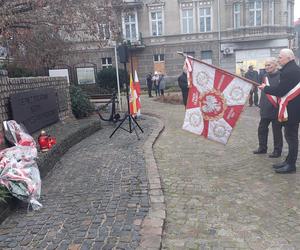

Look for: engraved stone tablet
[10,88,59,133]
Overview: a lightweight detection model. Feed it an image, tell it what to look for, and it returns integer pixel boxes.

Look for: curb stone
[138,114,166,250]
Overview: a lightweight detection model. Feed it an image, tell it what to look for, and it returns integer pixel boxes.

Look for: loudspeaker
[118,45,129,63]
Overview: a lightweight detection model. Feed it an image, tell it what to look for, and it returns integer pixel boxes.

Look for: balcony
[221,26,295,42]
[141,26,295,46]
[123,0,143,7]
[124,32,146,50]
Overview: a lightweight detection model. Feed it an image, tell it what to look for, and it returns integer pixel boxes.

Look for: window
[76,67,96,85]
[199,7,212,32]
[184,51,195,57]
[98,23,110,40]
[123,12,138,42]
[153,54,164,62]
[151,11,163,36]
[201,50,212,64]
[233,3,241,29]
[249,0,262,26]
[182,9,194,33]
[102,57,112,69]
[269,0,275,25]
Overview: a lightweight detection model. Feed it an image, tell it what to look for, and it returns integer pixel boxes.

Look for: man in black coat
[253,58,283,157]
[245,65,259,106]
[259,49,300,174]
[178,67,189,107]
[146,73,153,97]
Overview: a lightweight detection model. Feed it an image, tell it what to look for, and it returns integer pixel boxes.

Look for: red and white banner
[134,70,142,116]
[182,57,253,144]
[129,74,138,115]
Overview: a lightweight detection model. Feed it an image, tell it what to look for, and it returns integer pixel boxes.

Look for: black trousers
[181,89,189,106]
[249,86,258,106]
[147,84,153,97]
[283,123,299,165]
[258,118,283,153]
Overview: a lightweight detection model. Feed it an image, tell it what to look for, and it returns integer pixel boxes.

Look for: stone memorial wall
[0,70,72,135]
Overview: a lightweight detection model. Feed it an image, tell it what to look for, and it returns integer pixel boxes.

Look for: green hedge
[70,86,94,118]
[97,67,128,92]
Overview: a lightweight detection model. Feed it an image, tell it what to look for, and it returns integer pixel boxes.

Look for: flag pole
[177,51,260,87]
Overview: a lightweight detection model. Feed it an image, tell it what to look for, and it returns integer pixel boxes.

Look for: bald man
[259,49,300,174]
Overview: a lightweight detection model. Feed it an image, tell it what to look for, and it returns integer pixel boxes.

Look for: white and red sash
[264,76,278,108]
[278,81,300,122]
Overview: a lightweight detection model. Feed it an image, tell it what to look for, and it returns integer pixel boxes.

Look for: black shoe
[275,164,296,174]
[272,161,287,169]
[269,151,281,158]
[253,148,267,154]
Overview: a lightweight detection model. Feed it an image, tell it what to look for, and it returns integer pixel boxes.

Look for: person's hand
[258,84,266,90]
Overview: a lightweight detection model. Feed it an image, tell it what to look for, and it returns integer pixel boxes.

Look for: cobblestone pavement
[0,115,158,250]
[142,95,300,250]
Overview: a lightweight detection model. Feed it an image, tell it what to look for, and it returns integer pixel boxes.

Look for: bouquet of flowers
[0,121,42,210]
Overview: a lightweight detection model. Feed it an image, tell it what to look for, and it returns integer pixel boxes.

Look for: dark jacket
[146,74,153,87]
[264,60,300,124]
[245,69,259,83]
[178,72,188,90]
[178,72,189,106]
[259,71,280,119]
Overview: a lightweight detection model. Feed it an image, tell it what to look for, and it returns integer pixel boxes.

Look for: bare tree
[0,0,123,73]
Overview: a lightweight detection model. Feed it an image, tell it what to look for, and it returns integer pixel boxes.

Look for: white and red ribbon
[278,81,300,122]
[264,76,278,108]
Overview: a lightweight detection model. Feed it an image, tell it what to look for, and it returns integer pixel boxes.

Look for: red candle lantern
[38,130,49,152]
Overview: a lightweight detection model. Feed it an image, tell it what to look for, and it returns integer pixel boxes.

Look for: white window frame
[269,0,275,25]
[122,10,139,42]
[233,3,241,29]
[249,0,262,27]
[198,6,212,32]
[153,54,165,62]
[149,10,164,36]
[98,23,111,40]
[181,8,194,34]
[102,57,112,69]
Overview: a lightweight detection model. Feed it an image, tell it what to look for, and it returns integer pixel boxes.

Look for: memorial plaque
[10,88,59,133]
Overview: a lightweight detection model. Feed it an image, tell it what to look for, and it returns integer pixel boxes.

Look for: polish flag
[134,70,141,116]
[129,73,138,115]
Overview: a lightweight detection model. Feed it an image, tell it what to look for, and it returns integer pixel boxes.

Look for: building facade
[61,0,295,86]
[294,18,300,64]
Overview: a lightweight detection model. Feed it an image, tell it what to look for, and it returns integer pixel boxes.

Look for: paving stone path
[141,96,300,250]
[0,116,157,250]
[2,94,300,250]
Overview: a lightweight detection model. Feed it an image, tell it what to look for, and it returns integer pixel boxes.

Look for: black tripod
[110,62,143,139]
